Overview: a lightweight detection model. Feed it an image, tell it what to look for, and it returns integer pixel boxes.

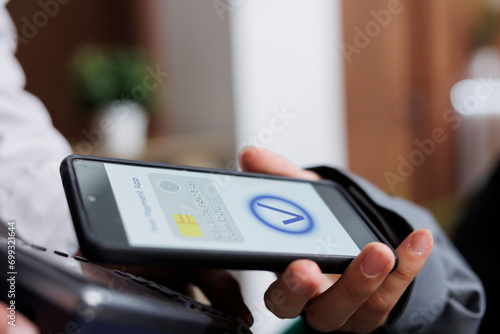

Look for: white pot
[95,100,149,159]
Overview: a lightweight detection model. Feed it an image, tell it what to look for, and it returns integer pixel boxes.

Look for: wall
[7,0,166,143]
[342,0,478,226]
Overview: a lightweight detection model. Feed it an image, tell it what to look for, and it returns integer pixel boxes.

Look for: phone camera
[158,180,181,193]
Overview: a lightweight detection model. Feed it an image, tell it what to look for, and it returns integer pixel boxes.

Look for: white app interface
[104,164,361,257]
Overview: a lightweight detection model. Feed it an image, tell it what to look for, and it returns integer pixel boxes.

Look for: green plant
[472,4,500,49]
[70,45,157,112]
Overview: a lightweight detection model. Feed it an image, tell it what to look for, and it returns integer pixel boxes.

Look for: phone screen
[73,159,380,258]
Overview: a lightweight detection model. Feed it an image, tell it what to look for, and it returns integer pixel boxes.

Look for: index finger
[345,228,433,330]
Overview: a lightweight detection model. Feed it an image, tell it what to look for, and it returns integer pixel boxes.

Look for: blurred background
[6,0,499,332]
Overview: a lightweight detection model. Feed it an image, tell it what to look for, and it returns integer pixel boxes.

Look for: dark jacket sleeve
[307,166,485,334]
[453,157,500,334]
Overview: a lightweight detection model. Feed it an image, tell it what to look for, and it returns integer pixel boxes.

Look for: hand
[0,301,40,334]
[239,147,433,333]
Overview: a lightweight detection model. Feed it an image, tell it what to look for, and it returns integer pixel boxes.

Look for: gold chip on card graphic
[172,214,203,237]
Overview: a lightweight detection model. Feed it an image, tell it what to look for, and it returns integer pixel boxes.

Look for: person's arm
[0,3,253,329]
[0,0,78,254]
[383,202,485,333]
[239,147,485,333]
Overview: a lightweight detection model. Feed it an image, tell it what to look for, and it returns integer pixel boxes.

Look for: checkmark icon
[256,202,305,225]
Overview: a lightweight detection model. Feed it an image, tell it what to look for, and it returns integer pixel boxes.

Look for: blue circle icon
[250,195,313,234]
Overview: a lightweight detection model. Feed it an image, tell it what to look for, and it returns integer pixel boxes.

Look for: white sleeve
[0,0,78,254]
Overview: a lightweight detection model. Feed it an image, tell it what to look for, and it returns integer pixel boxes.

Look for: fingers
[239,147,435,332]
[305,243,395,332]
[264,260,323,319]
[0,301,40,334]
[187,269,253,326]
[12,313,40,334]
[343,228,433,332]
[239,147,320,180]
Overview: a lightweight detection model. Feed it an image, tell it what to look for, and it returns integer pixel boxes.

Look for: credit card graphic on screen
[148,173,244,243]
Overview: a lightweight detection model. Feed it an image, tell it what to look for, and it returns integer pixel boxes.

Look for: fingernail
[238,146,257,162]
[361,247,389,278]
[408,229,432,255]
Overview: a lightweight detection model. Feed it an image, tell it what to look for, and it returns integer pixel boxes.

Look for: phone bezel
[60,154,397,273]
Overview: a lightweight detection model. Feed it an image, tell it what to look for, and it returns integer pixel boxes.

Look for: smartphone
[60,155,397,273]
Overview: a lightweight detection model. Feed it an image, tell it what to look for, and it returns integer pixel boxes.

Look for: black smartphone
[60,154,397,273]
